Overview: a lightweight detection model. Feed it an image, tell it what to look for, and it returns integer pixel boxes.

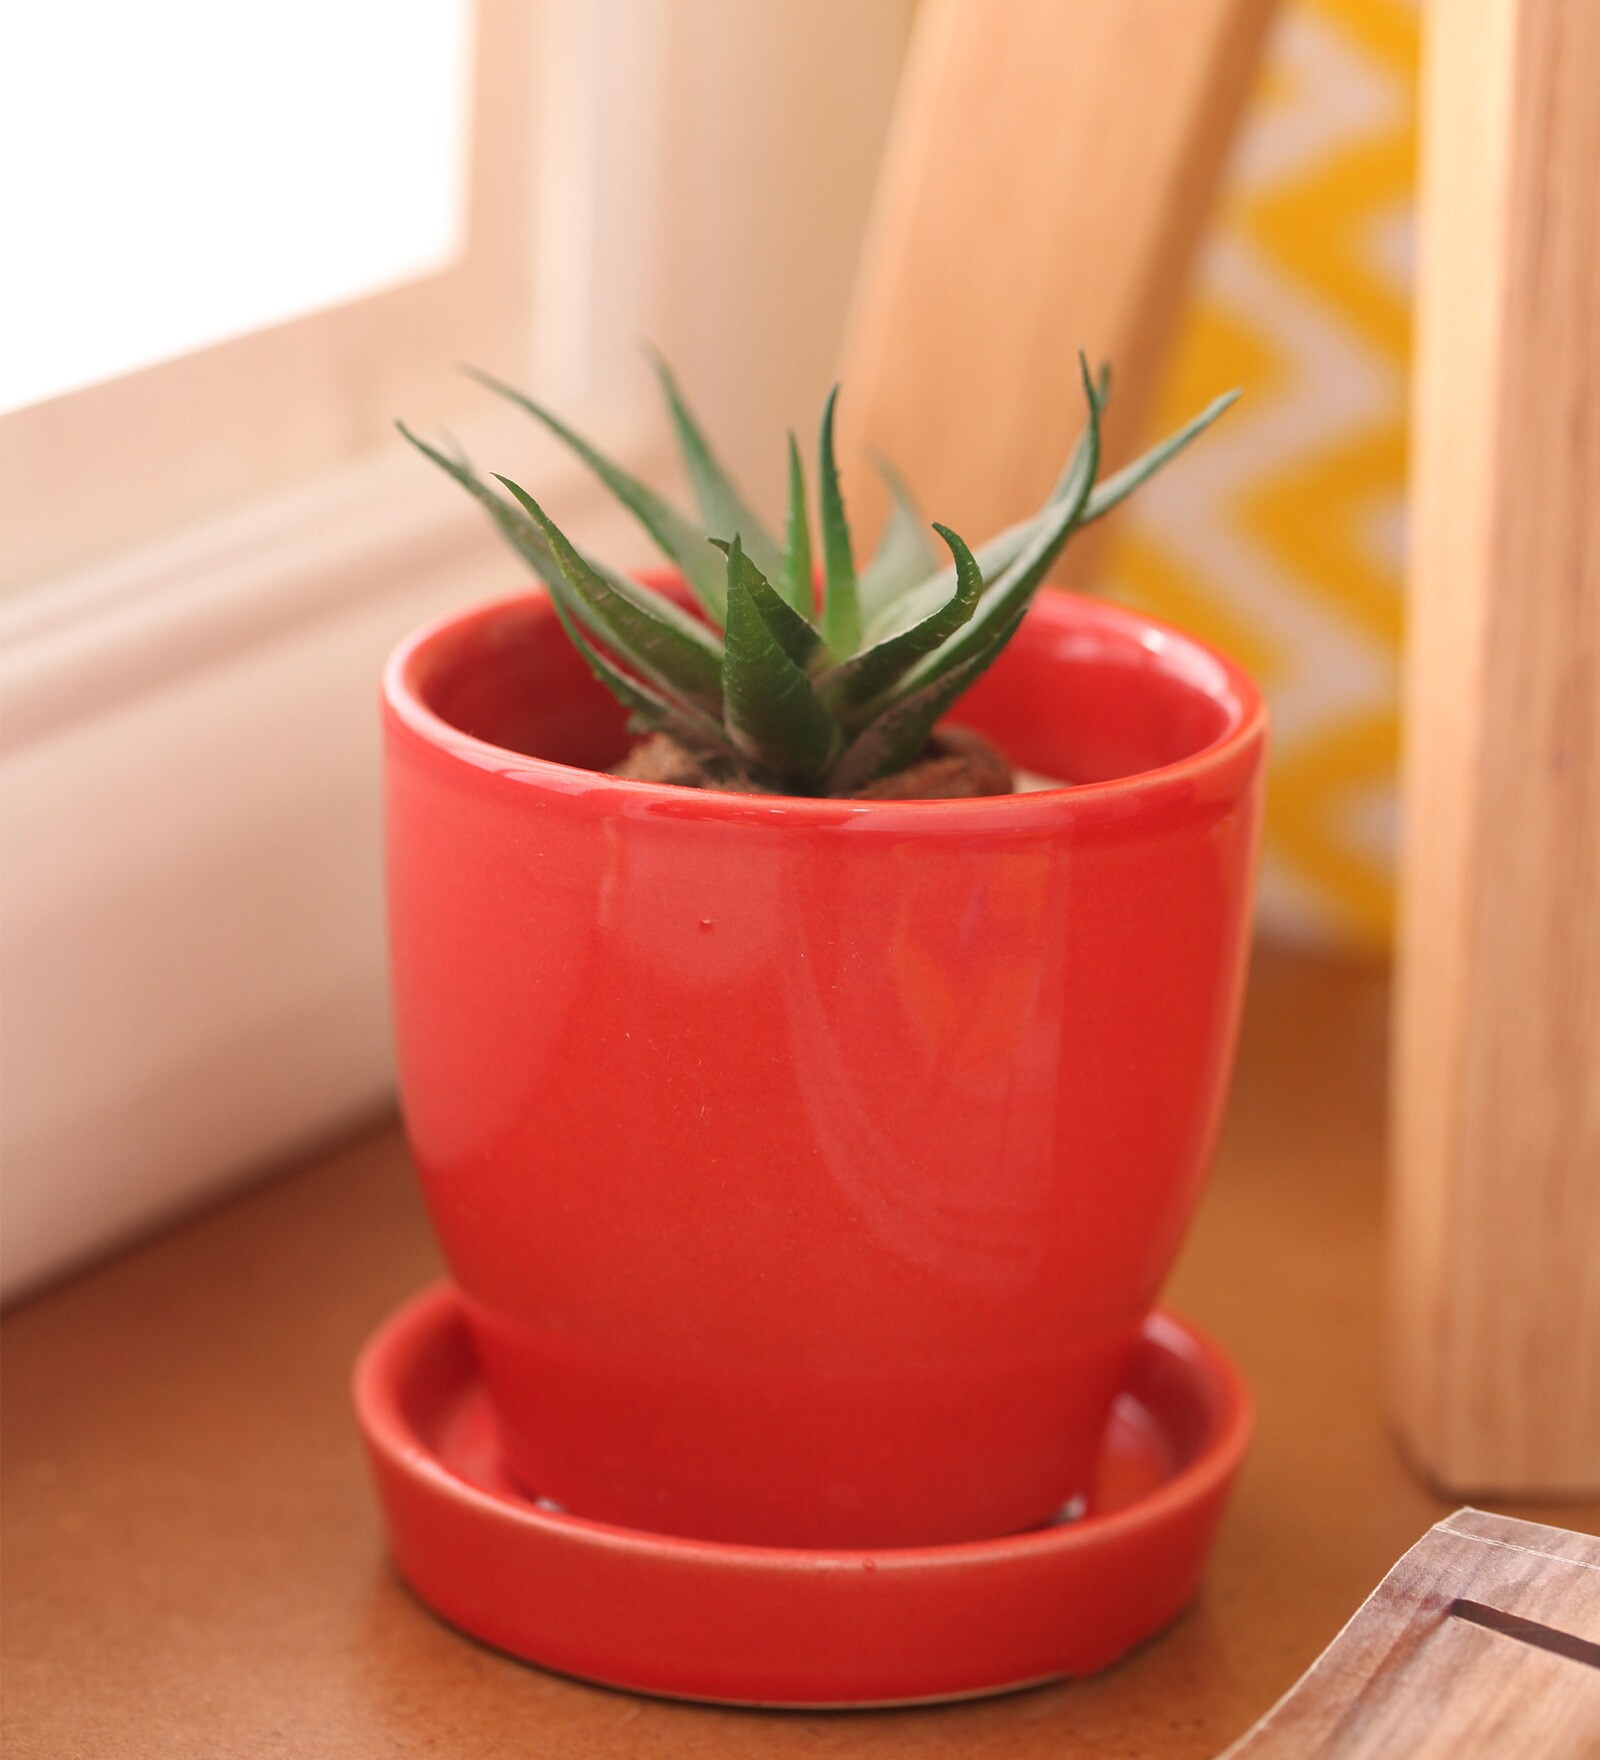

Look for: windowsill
[5,947,1596,1754]
[0,397,662,743]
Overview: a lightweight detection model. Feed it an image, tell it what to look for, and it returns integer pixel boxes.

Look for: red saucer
[354,1285,1251,1706]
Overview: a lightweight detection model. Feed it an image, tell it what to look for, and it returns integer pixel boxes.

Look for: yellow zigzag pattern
[1108,0,1417,950]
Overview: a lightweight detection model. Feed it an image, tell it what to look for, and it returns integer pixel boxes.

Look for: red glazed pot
[383,581,1266,1549]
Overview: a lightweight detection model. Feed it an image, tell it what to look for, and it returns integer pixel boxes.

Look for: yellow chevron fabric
[1105,0,1417,951]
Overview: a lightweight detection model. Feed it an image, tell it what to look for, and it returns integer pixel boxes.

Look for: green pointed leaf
[857,407,1104,641]
[464,366,726,620]
[543,585,732,758]
[871,378,1235,637]
[780,432,813,613]
[901,355,1103,693]
[707,538,822,670]
[495,476,725,715]
[401,424,705,675]
[651,352,785,583]
[858,456,939,625]
[721,536,840,786]
[828,609,1025,796]
[399,422,560,578]
[1080,388,1238,525]
[854,359,1125,641]
[402,426,731,755]
[816,386,860,655]
[818,522,985,722]
[861,508,1043,642]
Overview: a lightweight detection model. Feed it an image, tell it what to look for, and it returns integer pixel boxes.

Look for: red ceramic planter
[355,1285,1253,1705]
[383,581,1266,1550]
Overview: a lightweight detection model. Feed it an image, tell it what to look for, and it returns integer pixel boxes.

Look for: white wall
[534,0,918,517]
[650,0,919,519]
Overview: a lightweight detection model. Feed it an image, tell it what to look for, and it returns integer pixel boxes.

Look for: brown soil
[609,724,1015,800]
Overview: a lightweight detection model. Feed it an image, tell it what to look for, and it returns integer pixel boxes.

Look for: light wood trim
[1221,1511,1600,1758]
[1391,0,1600,1493]
[835,0,1277,565]
[0,0,541,590]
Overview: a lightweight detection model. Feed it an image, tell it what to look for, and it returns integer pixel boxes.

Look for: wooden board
[835,0,1278,569]
[1390,0,1600,1493]
[1221,1511,1600,1757]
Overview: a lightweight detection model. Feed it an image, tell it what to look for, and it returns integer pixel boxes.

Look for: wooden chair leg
[1391,0,1600,1494]
[836,0,1278,570]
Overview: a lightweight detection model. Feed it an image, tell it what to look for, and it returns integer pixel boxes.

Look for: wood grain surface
[1391,0,1600,1494]
[5,951,1598,1758]
[836,0,1277,568]
[1221,1510,1600,1757]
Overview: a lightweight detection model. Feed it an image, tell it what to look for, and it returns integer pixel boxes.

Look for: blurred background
[0,0,1413,1295]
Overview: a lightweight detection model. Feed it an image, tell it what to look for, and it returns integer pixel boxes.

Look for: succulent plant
[399,356,1235,796]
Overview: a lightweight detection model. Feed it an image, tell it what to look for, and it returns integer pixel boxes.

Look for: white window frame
[0,0,915,1302]
[0,0,673,1300]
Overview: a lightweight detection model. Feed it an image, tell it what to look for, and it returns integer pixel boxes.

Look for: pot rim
[383,585,1267,822]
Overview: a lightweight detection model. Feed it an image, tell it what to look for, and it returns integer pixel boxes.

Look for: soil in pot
[611,721,1020,800]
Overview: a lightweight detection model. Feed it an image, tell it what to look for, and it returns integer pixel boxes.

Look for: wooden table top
[5,948,1597,1758]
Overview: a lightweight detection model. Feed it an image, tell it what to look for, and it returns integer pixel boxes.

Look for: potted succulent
[384,356,1265,1552]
